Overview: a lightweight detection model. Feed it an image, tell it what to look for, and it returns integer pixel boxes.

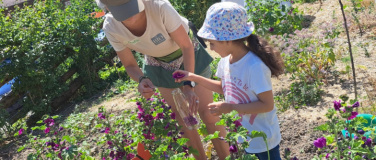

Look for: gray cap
[100,0,145,22]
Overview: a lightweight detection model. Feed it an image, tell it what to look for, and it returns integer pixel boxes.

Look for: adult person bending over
[95,0,229,159]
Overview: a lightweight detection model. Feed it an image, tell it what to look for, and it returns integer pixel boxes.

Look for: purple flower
[58,127,64,132]
[291,157,299,160]
[229,145,238,153]
[172,72,185,79]
[54,131,58,135]
[313,137,326,148]
[348,111,358,120]
[44,127,51,134]
[333,100,341,111]
[155,113,164,120]
[104,127,110,134]
[365,138,372,147]
[107,141,113,146]
[98,113,106,119]
[269,27,274,32]
[354,135,358,140]
[233,120,242,128]
[358,130,365,135]
[164,122,170,129]
[126,154,135,159]
[44,118,55,127]
[352,101,359,108]
[183,115,198,126]
[170,112,176,120]
[167,131,173,137]
[325,153,330,158]
[18,128,24,135]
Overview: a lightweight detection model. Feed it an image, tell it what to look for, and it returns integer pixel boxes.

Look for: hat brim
[198,22,255,41]
[107,0,144,22]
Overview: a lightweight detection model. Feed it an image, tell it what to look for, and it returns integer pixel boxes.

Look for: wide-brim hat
[100,0,145,22]
[198,2,254,41]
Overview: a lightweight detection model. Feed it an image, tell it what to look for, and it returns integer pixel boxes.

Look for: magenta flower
[98,113,106,119]
[126,154,135,159]
[333,100,341,111]
[229,145,238,153]
[352,101,359,108]
[107,141,113,146]
[172,72,185,79]
[233,120,242,128]
[269,27,274,32]
[44,127,51,134]
[104,127,110,134]
[44,118,55,127]
[155,113,164,120]
[170,112,176,119]
[313,137,326,148]
[18,128,24,135]
[325,153,330,158]
[348,111,358,120]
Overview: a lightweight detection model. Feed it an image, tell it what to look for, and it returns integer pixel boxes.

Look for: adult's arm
[116,48,155,99]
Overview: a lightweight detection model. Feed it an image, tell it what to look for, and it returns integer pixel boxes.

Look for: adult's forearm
[124,65,144,82]
[181,47,195,73]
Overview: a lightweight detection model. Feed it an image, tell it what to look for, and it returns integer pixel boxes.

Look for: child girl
[173,2,284,160]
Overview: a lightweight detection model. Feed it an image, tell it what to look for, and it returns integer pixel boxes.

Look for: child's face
[207,40,230,58]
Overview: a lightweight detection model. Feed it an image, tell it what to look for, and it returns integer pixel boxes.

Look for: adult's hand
[182,87,199,115]
[138,78,156,99]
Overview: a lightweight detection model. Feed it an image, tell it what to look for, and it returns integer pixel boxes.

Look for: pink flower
[44,118,55,127]
[333,100,341,111]
[313,137,326,148]
[44,127,51,134]
[104,127,110,134]
[172,72,185,79]
[233,120,242,128]
[98,113,106,119]
[18,128,24,135]
[352,101,359,107]
[348,111,358,120]
[170,112,176,119]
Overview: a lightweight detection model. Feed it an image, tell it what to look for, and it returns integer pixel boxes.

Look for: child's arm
[208,90,274,116]
[172,70,224,94]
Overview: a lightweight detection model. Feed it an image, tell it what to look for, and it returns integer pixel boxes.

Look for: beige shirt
[103,0,189,57]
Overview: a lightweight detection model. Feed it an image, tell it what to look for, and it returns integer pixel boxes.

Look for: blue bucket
[341,114,376,141]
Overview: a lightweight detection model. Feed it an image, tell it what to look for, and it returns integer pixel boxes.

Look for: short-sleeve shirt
[216,51,281,153]
[103,0,189,57]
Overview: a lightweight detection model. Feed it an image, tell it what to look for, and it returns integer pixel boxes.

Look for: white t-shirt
[216,51,281,153]
[103,0,189,57]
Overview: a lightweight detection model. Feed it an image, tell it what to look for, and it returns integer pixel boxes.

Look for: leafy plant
[246,0,304,36]
[313,98,376,159]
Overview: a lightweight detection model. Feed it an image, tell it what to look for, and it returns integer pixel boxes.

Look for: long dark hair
[242,34,284,77]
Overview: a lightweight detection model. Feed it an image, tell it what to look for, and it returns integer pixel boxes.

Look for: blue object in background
[341,114,376,142]
[0,78,14,97]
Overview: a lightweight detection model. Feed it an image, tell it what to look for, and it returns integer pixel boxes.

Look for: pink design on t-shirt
[223,81,258,125]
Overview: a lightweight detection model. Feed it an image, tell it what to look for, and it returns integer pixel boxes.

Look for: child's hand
[208,102,233,116]
[172,70,195,83]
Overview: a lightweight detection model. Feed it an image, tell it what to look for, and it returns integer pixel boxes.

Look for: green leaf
[314,124,329,131]
[17,146,25,152]
[177,138,189,146]
[343,5,348,9]
[203,131,219,142]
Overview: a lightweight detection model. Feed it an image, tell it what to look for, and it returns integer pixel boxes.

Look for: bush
[170,0,220,28]
[0,0,111,120]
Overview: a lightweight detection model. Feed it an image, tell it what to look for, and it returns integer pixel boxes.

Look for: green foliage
[294,0,319,3]
[18,93,191,159]
[170,0,220,28]
[0,0,111,119]
[246,0,304,36]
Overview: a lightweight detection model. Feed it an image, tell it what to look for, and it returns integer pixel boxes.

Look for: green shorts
[142,42,213,88]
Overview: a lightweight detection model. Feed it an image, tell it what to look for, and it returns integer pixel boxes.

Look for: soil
[1,0,376,159]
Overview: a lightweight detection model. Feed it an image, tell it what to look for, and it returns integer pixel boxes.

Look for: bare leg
[158,87,207,160]
[194,84,230,160]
